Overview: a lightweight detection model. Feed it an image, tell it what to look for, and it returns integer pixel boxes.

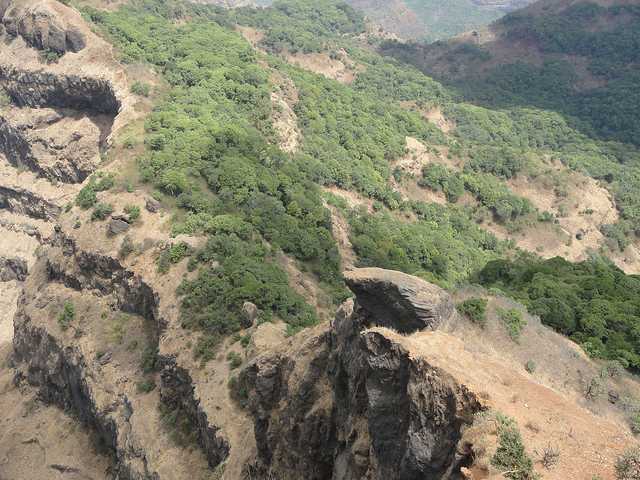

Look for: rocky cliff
[238,269,482,479]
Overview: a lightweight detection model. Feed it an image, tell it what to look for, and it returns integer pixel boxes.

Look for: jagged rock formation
[238,268,482,479]
[344,267,455,333]
[0,64,120,113]
[0,255,27,281]
[0,106,104,182]
[1,0,85,54]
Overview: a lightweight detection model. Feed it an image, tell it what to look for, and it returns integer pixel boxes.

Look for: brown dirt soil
[501,162,620,263]
[391,137,461,204]
[285,50,360,84]
[400,102,455,134]
[270,72,301,153]
[323,201,357,270]
[610,240,640,275]
[374,310,639,480]
[236,25,265,48]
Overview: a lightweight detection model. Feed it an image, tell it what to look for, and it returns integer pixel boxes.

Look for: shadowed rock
[344,267,454,333]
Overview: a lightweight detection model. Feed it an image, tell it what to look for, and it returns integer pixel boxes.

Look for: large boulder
[344,267,454,333]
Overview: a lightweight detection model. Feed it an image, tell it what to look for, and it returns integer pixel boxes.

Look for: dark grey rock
[0,256,27,281]
[145,198,160,213]
[107,219,129,236]
[239,272,480,479]
[344,267,455,333]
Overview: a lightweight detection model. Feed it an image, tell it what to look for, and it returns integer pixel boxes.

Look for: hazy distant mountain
[344,0,537,40]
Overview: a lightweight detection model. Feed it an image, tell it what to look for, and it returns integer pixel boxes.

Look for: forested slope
[76,0,640,373]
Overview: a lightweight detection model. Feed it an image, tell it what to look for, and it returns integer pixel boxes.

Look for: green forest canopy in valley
[81,0,640,370]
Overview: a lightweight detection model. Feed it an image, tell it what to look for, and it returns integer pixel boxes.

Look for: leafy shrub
[630,412,640,435]
[140,344,158,373]
[583,376,604,401]
[58,301,75,330]
[124,204,141,222]
[91,203,114,221]
[226,351,242,369]
[119,235,135,259]
[130,81,151,97]
[157,242,191,273]
[525,360,536,374]
[497,307,526,342]
[76,173,115,209]
[457,297,488,327]
[491,414,536,480]
[40,49,62,64]
[137,378,156,393]
[478,256,640,370]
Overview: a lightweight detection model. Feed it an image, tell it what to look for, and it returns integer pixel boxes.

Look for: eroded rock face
[344,267,454,333]
[239,270,481,479]
[1,0,85,54]
[0,107,103,183]
[0,255,27,281]
[0,184,61,220]
[0,65,120,114]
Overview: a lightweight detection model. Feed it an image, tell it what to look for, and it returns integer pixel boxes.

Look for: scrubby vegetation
[58,301,75,331]
[84,0,640,370]
[491,414,537,480]
[479,255,640,370]
[616,447,640,480]
[456,297,487,327]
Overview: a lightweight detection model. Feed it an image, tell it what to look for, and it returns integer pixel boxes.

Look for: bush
[58,301,75,330]
[630,412,640,435]
[227,351,243,369]
[140,344,158,373]
[130,81,151,97]
[76,173,115,209]
[124,204,141,222]
[497,307,526,342]
[119,235,135,259]
[583,376,604,401]
[457,297,488,326]
[137,378,156,393]
[616,448,640,480]
[478,256,640,371]
[40,49,62,64]
[491,414,536,480]
[525,360,536,374]
[157,242,191,273]
[91,202,114,221]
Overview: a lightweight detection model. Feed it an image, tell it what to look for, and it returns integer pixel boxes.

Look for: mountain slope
[1,0,640,479]
[345,0,536,40]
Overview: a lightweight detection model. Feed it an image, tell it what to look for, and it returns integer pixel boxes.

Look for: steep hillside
[1,0,640,479]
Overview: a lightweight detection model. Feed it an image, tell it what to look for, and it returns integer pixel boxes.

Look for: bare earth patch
[285,50,360,84]
[502,162,619,263]
[375,299,639,480]
[270,72,301,153]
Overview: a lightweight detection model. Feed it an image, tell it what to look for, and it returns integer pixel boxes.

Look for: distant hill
[381,0,640,146]
[344,0,536,40]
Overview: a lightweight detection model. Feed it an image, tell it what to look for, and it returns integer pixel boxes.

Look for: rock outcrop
[0,106,103,183]
[0,255,27,281]
[1,0,85,54]
[238,267,482,479]
[0,183,61,220]
[0,65,120,114]
[344,267,455,333]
